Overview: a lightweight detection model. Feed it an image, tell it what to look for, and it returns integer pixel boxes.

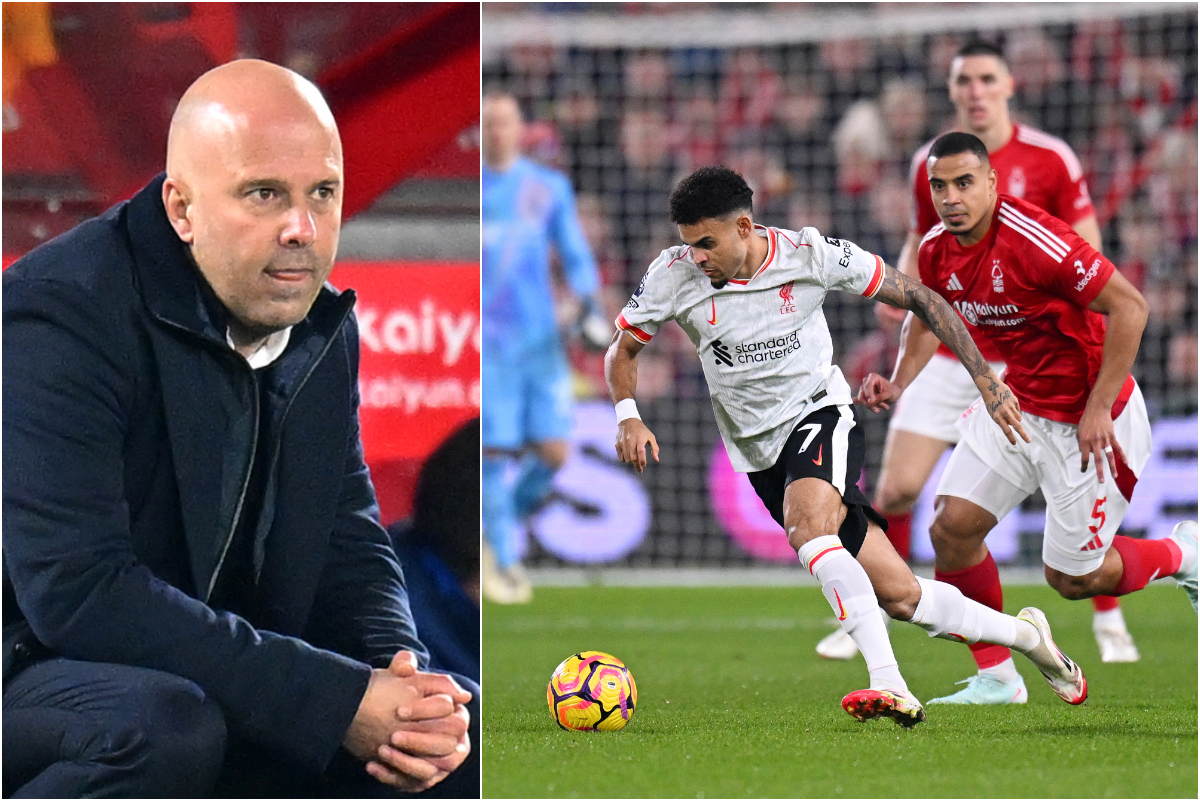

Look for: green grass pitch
[482,584,1197,798]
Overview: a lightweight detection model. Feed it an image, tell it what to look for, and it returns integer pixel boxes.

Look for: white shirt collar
[226,326,292,370]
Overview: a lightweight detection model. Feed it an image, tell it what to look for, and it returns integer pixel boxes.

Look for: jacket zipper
[247,302,357,586]
[153,296,355,603]
[204,369,259,604]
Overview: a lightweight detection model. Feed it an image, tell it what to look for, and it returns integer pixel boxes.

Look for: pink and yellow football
[547,651,638,731]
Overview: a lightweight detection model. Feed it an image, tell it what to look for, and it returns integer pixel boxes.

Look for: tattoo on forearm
[875,266,991,384]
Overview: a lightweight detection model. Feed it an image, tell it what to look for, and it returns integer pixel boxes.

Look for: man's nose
[281,205,317,246]
[694,250,708,264]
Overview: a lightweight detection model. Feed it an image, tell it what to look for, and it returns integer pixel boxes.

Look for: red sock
[1092,595,1120,612]
[936,552,1011,669]
[884,513,911,562]
[1110,535,1183,596]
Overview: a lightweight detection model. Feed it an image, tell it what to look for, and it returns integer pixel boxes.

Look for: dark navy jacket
[390,532,480,685]
[2,175,432,772]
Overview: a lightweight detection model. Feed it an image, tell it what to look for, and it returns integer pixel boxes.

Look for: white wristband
[614,398,641,422]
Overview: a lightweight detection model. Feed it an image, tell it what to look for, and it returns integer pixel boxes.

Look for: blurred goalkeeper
[607,166,1090,727]
[481,93,608,604]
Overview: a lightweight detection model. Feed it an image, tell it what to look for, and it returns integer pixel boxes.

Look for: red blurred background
[3,2,481,523]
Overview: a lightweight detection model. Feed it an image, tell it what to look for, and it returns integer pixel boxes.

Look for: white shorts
[936,385,1152,576]
[889,353,1006,443]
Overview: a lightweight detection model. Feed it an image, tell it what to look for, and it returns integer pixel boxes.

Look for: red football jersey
[911,123,1096,362]
[917,194,1132,425]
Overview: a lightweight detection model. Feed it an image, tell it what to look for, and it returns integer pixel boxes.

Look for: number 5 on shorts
[1088,497,1107,535]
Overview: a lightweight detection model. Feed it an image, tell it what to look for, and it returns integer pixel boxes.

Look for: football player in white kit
[605,166,1089,726]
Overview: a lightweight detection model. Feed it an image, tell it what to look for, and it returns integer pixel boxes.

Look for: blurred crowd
[484,11,1198,418]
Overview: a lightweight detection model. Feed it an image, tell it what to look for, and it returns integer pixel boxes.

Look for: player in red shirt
[607,165,1093,726]
[858,132,1198,703]
[820,40,1134,671]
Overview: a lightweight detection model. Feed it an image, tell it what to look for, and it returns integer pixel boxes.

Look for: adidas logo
[946,273,964,291]
[1081,533,1104,552]
[712,339,733,366]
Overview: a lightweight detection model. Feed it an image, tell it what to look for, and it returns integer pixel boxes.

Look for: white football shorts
[936,384,1152,576]
[889,353,1006,443]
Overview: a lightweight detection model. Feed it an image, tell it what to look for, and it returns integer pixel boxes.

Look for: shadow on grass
[504,718,667,736]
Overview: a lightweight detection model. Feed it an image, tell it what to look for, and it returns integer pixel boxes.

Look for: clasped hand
[855,372,902,412]
[344,650,472,792]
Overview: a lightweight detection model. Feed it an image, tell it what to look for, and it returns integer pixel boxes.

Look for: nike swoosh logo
[707,298,716,325]
[812,444,823,466]
[833,588,847,621]
[1148,568,1161,583]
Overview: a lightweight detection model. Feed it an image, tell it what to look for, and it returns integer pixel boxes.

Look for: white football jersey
[616,225,886,471]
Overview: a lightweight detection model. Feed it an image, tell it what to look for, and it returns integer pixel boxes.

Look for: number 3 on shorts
[1088,496,1107,535]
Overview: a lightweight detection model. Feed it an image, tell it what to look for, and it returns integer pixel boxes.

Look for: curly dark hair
[668,166,754,225]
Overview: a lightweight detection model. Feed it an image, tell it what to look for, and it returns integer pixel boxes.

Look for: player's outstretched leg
[897,575,1087,704]
[854,526,1086,705]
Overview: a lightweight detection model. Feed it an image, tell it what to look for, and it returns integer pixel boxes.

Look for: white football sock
[980,657,1021,684]
[798,535,907,693]
[908,577,1039,653]
[1092,606,1127,632]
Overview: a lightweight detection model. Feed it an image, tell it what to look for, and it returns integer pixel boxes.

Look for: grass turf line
[482,584,1197,799]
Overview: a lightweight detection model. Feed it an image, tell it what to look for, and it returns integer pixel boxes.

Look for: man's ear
[737,212,754,238]
[162,178,195,244]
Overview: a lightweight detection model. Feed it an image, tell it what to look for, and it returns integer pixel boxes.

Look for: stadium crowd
[484,10,1197,419]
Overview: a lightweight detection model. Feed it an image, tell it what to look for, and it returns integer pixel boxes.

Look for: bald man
[3,60,477,798]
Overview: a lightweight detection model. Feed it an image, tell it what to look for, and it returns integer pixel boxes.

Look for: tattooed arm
[873,265,992,384]
[860,265,1030,445]
[854,309,940,413]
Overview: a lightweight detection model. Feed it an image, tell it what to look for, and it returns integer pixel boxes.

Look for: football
[547,651,637,731]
